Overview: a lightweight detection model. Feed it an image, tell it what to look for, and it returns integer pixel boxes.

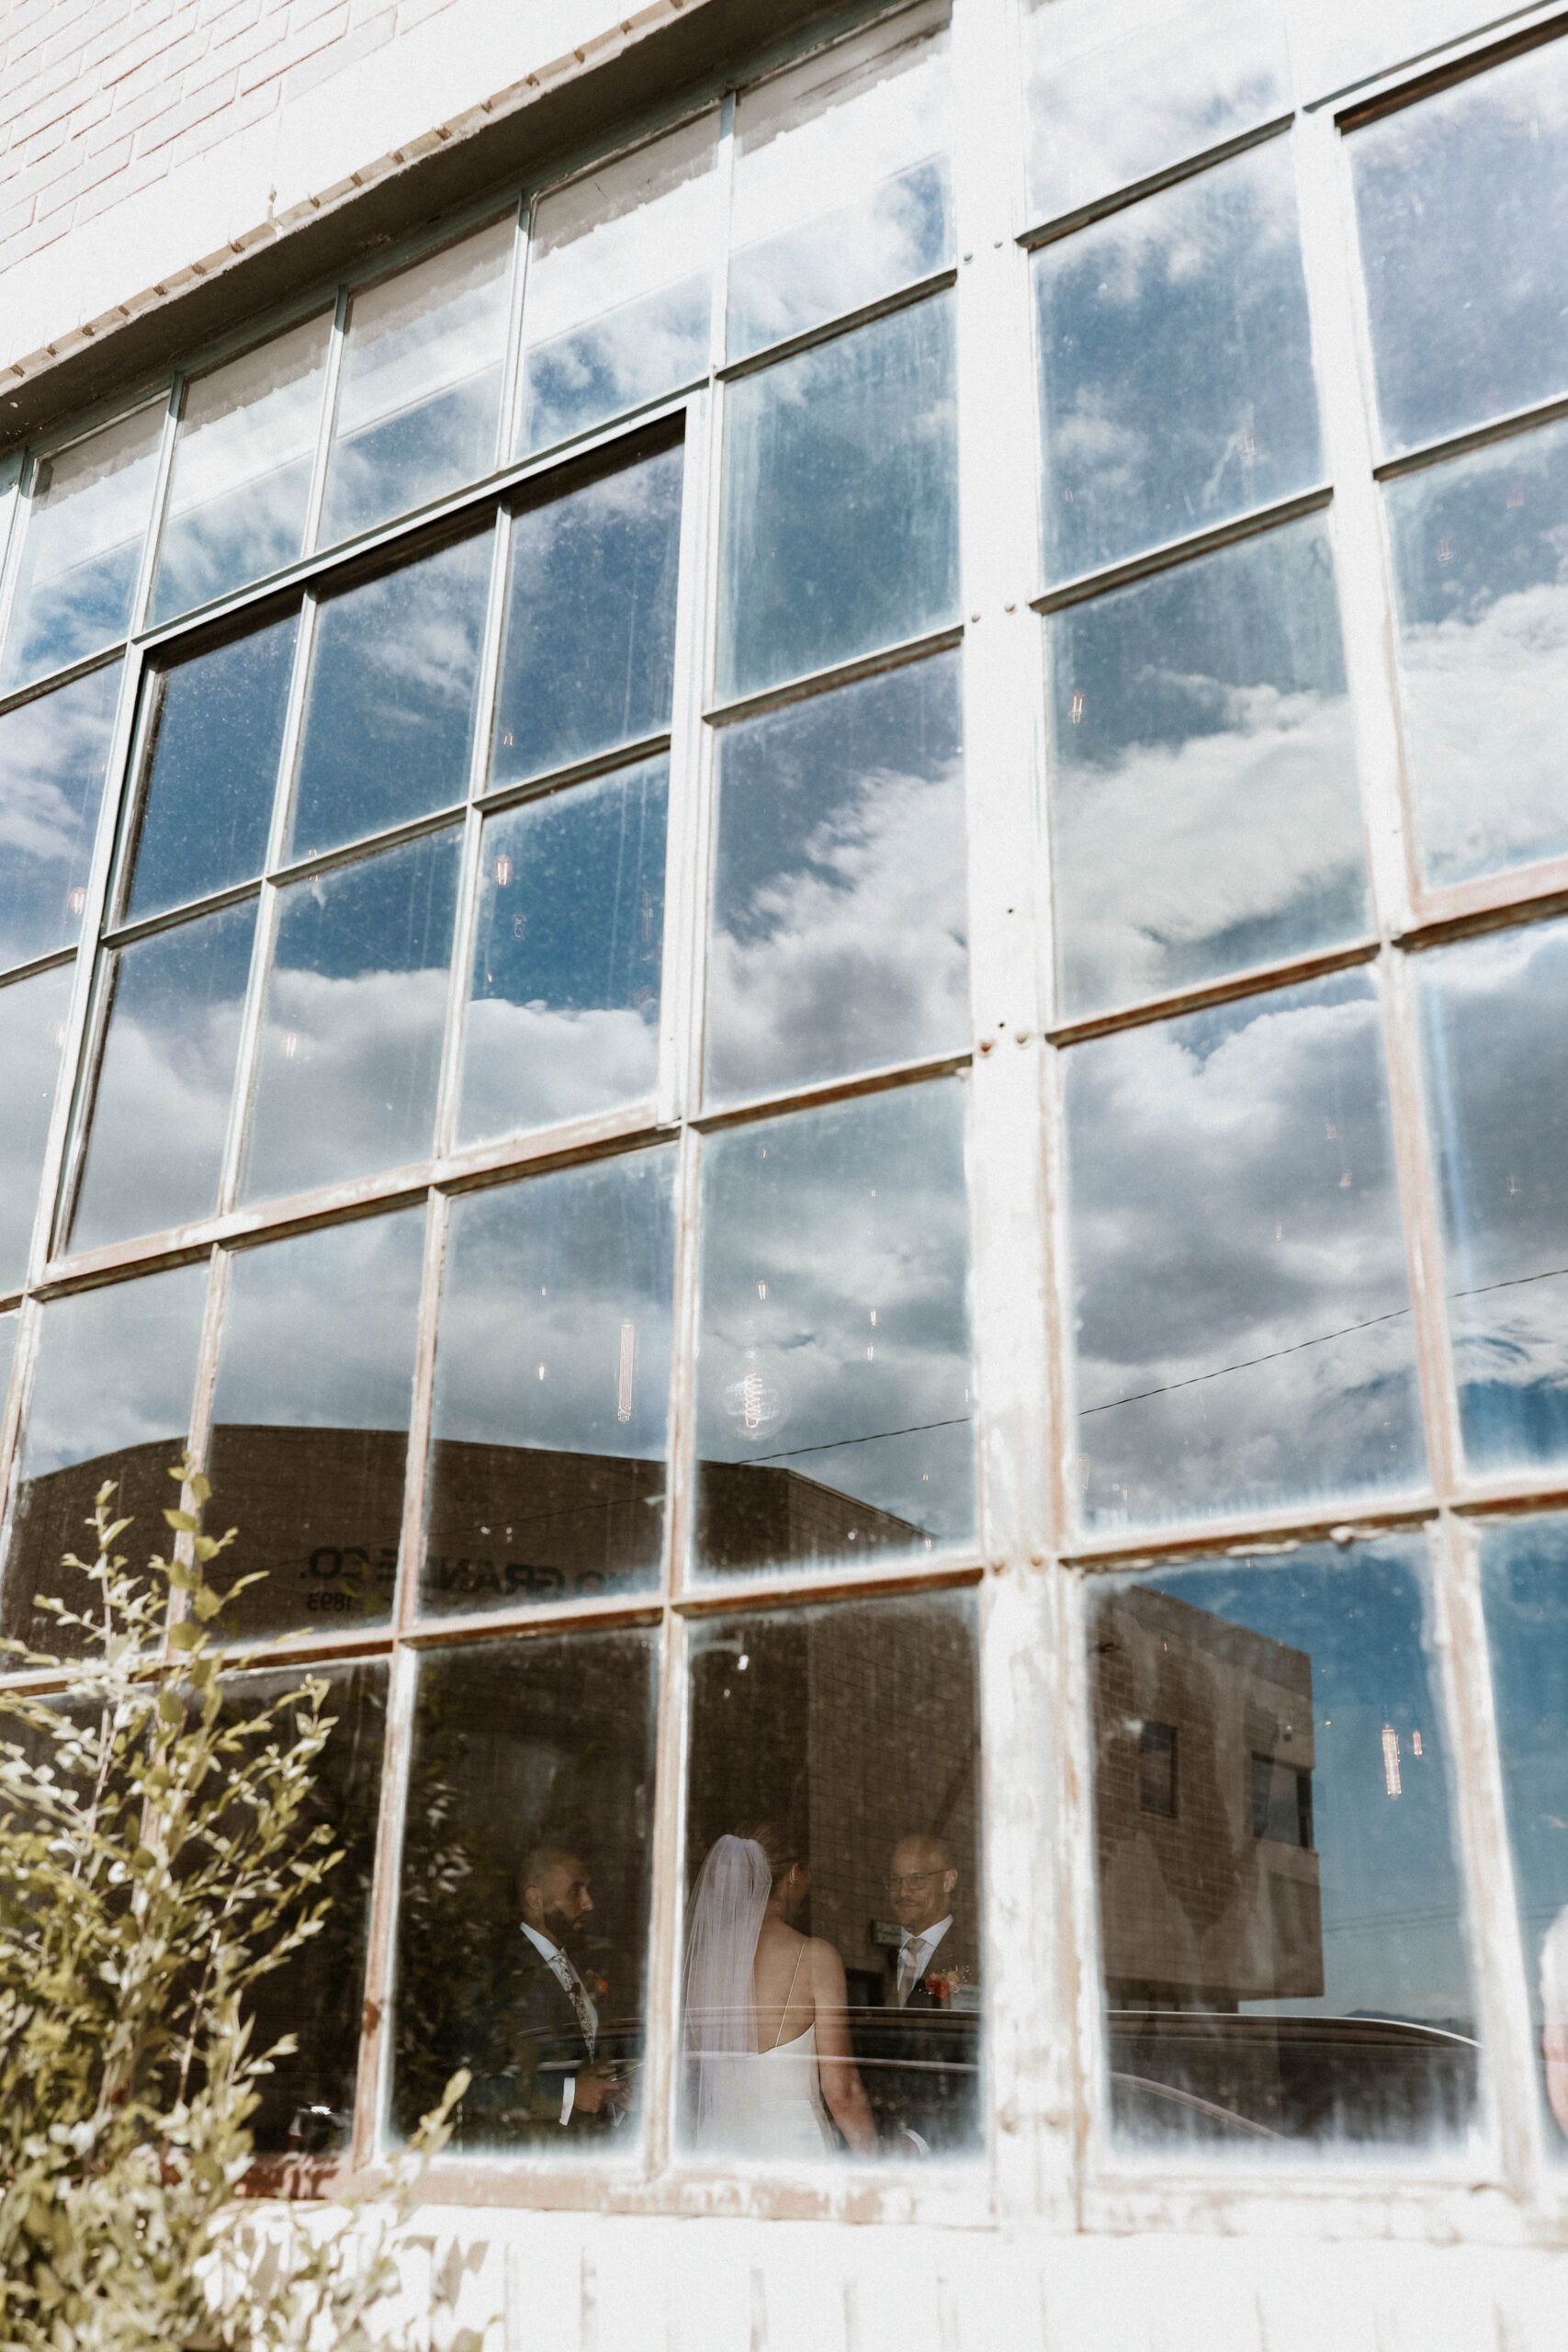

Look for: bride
[682,1822,878,2158]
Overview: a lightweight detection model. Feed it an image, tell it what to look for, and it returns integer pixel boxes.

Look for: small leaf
[168,1619,203,1652]
[163,1509,199,1534]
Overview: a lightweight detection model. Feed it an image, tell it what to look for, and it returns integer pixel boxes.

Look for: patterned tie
[897,1937,928,2007]
[557,1953,595,2051]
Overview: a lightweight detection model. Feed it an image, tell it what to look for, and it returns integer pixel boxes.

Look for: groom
[874,1830,981,2154]
[473,1843,626,2138]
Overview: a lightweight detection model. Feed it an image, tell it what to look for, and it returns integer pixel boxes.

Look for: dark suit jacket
[864,1925,982,2154]
[463,1932,600,2144]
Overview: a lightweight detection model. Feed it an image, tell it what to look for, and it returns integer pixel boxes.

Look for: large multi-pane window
[3,0,1568,2222]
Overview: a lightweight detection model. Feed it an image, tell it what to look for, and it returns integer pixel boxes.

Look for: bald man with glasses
[871,1830,981,2155]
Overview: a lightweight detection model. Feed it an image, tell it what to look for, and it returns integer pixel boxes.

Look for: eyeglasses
[886,1870,944,1894]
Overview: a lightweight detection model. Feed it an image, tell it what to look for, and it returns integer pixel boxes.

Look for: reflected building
[1092,1582,1323,2010]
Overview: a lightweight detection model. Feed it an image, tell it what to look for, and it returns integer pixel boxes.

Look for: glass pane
[458,756,666,1145]
[288,526,491,863]
[1022,0,1289,224]
[1478,1514,1568,2155]
[1418,917,1568,1478]
[72,900,257,1250]
[683,1589,982,2161]
[718,293,958,703]
[422,1148,675,1616]
[1089,1542,1479,2155]
[1034,139,1321,585]
[206,1208,424,1641]
[695,1080,975,1577]
[1065,970,1424,1532]
[125,613,297,922]
[151,312,331,625]
[1299,0,1503,98]
[230,1658,386,2156]
[0,964,73,1290]
[520,116,717,456]
[489,442,682,792]
[0,660,120,971]
[1047,515,1368,1018]
[1384,419,1568,889]
[728,3,952,365]
[1350,37,1568,458]
[705,652,966,1104]
[243,828,460,1204]
[321,217,514,546]
[0,407,163,691]
[0,1261,206,1655]
[392,1628,658,2151]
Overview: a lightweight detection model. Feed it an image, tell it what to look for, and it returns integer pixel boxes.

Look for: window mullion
[303,284,351,560]
[353,1636,422,2166]
[951,0,1070,2223]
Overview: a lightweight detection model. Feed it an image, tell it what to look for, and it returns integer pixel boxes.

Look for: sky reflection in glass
[459,755,666,1143]
[1066,970,1424,1531]
[1419,918,1568,1478]
[72,900,257,1250]
[151,313,330,623]
[0,409,163,691]
[321,218,513,546]
[0,963,73,1289]
[289,527,491,861]
[1034,137,1321,583]
[727,1,951,364]
[1023,0,1289,226]
[243,827,460,1203]
[423,1149,675,1615]
[126,613,296,921]
[695,1079,975,1577]
[0,660,120,970]
[520,117,716,457]
[1385,417,1568,888]
[1047,515,1367,1017]
[705,652,966,1102]
[718,293,958,702]
[490,442,682,788]
[1350,35,1568,458]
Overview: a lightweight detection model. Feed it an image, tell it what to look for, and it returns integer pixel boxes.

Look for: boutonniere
[583,1969,609,2002]
[922,1966,967,2005]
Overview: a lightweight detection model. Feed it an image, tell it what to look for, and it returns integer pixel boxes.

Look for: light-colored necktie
[550,1951,595,2051]
[897,1938,928,2007]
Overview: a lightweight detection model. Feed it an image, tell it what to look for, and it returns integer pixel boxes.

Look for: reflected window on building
[0,964,73,1289]
[1022,0,1289,226]
[206,1209,424,1641]
[1418,918,1568,1478]
[1383,416,1568,890]
[71,899,258,1250]
[321,218,515,547]
[151,313,331,625]
[717,293,958,702]
[1349,34,1568,458]
[0,1262,207,1656]
[422,1148,675,1616]
[0,660,121,971]
[1033,137,1320,585]
[1088,1541,1479,2154]
[1065,969,1424,1532]
[519,117,716,458]
[705,652,966,1105]
[458,754,667,1143]
[0,409,164,693]
[391,1628,657,2152]
[1478,1513,1568,2154]
[682,1590,981,2161]
[727,2,952,366]
[1045,514,1368,1019]
[229,1658,387,2157]
[694,1080,975,1578]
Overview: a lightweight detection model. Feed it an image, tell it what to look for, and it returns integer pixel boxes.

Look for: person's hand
[571,2062,618,2117]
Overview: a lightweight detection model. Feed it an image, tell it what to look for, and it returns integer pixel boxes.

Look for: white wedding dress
[682,1835,837,2158]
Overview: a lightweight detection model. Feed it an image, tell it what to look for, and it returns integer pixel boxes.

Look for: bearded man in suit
[468,1844,626,2140]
